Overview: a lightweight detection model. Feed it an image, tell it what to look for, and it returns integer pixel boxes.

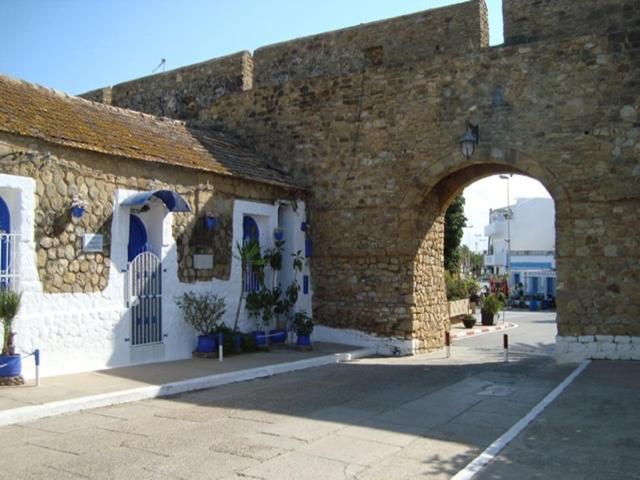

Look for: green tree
[444,195,467,273]
[458,245,484,277]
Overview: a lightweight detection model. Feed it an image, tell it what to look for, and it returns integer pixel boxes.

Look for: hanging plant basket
[71,205,85,218]
[204,215,217,231]
[274,229,284,241]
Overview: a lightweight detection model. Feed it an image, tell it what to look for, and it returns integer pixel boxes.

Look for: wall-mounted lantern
[459,122,479,160]
[204,214,217,231]
[301,222,310,232]
[70,196,86,219]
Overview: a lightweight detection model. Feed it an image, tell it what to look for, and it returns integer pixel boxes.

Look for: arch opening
[413,162,559,356]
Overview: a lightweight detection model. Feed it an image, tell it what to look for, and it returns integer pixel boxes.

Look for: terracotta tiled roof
[0,75,300,189]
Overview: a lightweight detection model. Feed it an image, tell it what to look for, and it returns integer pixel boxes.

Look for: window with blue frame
[242,216,261,293]
[0,196,11,289]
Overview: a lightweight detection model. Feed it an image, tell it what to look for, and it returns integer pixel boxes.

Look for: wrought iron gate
[127,251,162,346]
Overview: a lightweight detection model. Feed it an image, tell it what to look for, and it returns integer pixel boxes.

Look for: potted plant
[264,240,286,344]
[232,240,264,348]
[481,294,503,326]
[0,289,22,379]
[175,291,226,353]
[293,310,313,347]
[461,314,476,329]
[204,214,217,231]
[70,195,86,218]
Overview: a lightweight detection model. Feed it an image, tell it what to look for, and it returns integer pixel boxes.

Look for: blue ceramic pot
[204,216,217,230]
[0,355,21,377]
[71,205,85,218]
[269,329,287,344]
[296,335,311,347]
[196,335,216,353]
[252,331,267,347]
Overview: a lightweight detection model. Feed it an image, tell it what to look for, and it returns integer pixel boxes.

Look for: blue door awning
[121,190,191,212]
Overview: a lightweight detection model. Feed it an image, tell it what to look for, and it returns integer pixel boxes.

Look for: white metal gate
[127,251,162,346]
[0,233,19,290]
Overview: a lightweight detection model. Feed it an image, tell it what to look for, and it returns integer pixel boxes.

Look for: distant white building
[484,197,556,298]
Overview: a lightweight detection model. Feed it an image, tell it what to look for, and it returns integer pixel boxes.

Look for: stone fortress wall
[81,0,640,360]
[81,1,487,115]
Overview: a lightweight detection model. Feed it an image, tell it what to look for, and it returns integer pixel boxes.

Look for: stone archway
[409,155,564,352]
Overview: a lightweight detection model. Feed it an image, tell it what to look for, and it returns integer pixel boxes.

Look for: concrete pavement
[0,354,572,479]
[0,343,373,426]
[1,312,637,479]
[477,360,640,480]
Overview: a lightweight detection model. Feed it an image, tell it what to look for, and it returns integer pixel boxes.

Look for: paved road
[1,312,637,479]
[459,310,558,357]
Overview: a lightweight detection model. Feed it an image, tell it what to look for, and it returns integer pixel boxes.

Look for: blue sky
[1,0,549,248]
[1,0,504,94]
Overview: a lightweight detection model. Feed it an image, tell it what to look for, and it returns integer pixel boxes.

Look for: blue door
[128,215,148,262]
[529,276,539,294]
[0,196,10,289]
[546,277,556,296]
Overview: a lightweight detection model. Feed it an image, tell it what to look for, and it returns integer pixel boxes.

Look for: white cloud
[461,175,551,251]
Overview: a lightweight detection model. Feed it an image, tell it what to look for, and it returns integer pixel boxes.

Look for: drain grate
[477,384,516,397]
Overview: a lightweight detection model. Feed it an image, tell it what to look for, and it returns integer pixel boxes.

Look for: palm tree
[0,290,22,356]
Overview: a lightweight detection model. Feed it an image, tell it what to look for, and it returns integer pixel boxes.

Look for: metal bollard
[445,331,451,358]
[503,334,509,363]
[218,334,223,363]
[34,349,41,386]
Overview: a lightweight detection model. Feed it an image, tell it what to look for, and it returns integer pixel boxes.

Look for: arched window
[243,216,260,244]
[0,196,12,289]
[127,215,148,262]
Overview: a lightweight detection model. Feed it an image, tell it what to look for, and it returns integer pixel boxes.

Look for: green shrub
[464,277,479,296]
[481,294,504,316]
[293,311,313,336]
[0,289,22,356]
[445,271,468,300]
[175,291,226,336]
[241,333,258,352]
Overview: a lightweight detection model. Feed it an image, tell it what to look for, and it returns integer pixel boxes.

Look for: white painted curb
[452,360,591,480]
[451,322,518,340]
[0,347,375,427]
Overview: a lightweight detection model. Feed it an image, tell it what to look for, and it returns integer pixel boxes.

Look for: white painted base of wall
[556,335,640,363]
[313,325,419,356]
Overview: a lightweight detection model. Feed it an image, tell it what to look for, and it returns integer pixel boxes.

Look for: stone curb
[450,322,518,340]
[0,347,376,428]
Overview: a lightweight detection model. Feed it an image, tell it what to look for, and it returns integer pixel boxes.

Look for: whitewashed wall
[3,175,310,379]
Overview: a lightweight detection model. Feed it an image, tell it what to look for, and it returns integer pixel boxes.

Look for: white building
[484,197,556,298]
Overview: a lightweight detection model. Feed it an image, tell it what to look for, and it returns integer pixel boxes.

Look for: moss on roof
[0,75,299,189]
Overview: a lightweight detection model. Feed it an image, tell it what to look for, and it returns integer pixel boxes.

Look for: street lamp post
[499,175,513,295]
